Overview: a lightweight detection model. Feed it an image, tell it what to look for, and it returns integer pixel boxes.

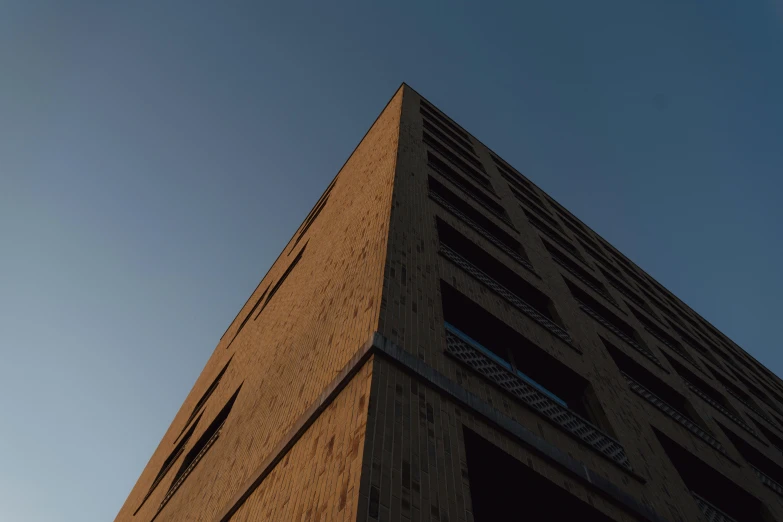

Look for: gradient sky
[2,1,782,521]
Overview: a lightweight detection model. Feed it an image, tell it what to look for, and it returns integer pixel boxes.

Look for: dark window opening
[427,154,505,224]
[134,414,202,515]
[428,151,493,192]
[164,386,242,503]
[421,107,475,152]
[502,173,544,206]
[463,428,614,522]
[521,205,563,232]
[255,244,307,317]
[423,126,485,172]
[718,422,783,486]
[654,429,773,522]
[582,241,624,278]
[226,285,270,349]
[668,322,720,365]
[567,280,640,343]
[290,178,336,251]
[510,187,551,218]
[662,352,741,418]
[177,357,233,440]
[420,100,471,140]
[442,284,605,427]
[429,177,524,260]
[423,132,487,183]
[620,264,654,292]
[599,267,654,315]
[436,221,559,323]
[629,308,686,352]
[562,220,602,254]
[734,372,783,415]
[543,240,611,298]
[555,207,586,230]
[491,155,532,187]
[525,211,584,261]
[604,337,705,426]
[751,419,783,454]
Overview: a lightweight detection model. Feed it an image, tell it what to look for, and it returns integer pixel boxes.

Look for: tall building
[116,84,783,522]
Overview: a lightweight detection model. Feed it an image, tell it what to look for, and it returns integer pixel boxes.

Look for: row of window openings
[420,105,476,154]
[423,126,783,403]
[135,365,241,515]
[226,243,307,350]
[421,122,485,174]
[441,278,783,510]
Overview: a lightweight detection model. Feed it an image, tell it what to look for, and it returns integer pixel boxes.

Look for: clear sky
[1,1,782,520]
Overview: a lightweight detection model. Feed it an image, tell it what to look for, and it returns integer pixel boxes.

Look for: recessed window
[429,177,525,262]
[654,429,773,522]
[442,283,608,431]
[428,151,493,192]
[436,221,562,325]
[225,285,270,349]
[291,178,336,250]
[161,386,243,509]
[567,280,641,346]
[662,352,741,418]
[423,129,485,174]
[464,428,614,522]
[717,422,783,491]
[255,243,307,317]
[134,414,203,515]
[421,106,475,152]
[604,339,705,427]
[420,100,470,140]
[177,357,233,439]
[521,206,563,232]
[525,212,584,262]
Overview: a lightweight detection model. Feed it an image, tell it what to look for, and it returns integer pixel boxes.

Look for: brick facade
[116,84,783,522]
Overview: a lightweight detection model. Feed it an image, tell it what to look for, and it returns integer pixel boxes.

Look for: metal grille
[683,379,762,440]
[427,161,515,228]
[622,372,728,455]
[644,326,702,369]
[440,245,573,345]
[445,329,631,469]
[692,492,739,522]
[429,191,534,272]
[723,386,781,429]
[528,217,583,261]
[158,422,224,511]
[751,464,783,497]
[550,255,618,307]
[576,299,666,368]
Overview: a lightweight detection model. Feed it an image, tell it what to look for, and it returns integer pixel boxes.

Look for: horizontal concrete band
[216,332,668,522]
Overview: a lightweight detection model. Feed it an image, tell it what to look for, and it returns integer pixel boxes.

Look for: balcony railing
[429,191,533,271]
[723,386,782,430]
[440,244,572,345]
[427,161,514,229]
[622,372,728,456]
[751,464,783,498]
[158,421,224,513]
[444,327,631,470]
[642,325,702,370]
[576,299,666,369]
[682,379,763,441]
[691,492,739,522]
[550,254,618,307]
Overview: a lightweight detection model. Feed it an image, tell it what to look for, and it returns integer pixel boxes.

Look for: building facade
[116,84,783,522]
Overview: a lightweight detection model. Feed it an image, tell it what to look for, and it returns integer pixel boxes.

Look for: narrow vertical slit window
[159,386,243,511]
[256,243,307,317]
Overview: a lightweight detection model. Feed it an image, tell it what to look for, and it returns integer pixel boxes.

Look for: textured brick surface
[117,84,783,522]
[115,86,402,522]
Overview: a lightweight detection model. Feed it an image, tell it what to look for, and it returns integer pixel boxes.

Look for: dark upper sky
[1,1,782,520]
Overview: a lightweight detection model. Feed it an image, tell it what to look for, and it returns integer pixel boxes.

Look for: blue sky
[1,1,782,520]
